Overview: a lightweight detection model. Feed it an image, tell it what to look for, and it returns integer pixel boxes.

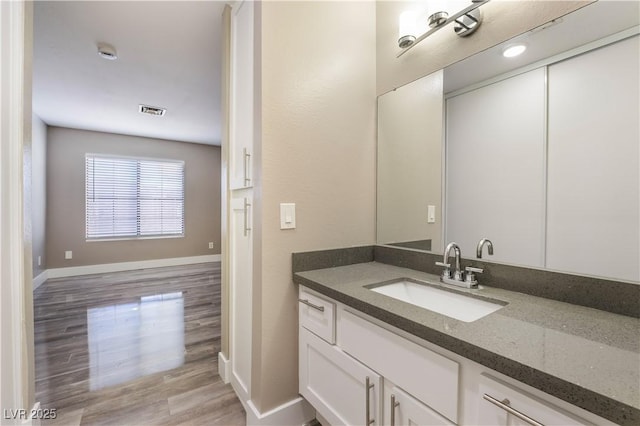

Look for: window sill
[86,234,185,243]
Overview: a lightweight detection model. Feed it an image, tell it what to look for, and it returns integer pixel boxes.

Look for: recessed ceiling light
[502,43,527,58]
[139,105,166,116]
[97,43,118,60]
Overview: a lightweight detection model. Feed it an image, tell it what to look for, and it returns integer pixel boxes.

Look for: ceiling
[33,1,226,146]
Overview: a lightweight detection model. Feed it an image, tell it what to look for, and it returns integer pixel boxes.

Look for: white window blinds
[86,155,185,239]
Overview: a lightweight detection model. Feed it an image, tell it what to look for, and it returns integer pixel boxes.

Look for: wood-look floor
[34,262,245,426]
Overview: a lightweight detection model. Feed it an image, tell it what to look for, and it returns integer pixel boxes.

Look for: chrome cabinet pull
[390,394,399,426]
[298,299,325,312]
[243,197,252,236]
[365,376,375,425]
[483,394,544,426]
[243,148,251,186]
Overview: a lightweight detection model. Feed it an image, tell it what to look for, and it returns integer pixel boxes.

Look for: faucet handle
[435,261,451,278]
[464,266,483,286]
[465,266,483,274]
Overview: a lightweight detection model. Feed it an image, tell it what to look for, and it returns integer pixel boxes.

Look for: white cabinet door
[300,329,382,426]
[229,195,252,401]
[384,384,454,426]
[477,374,587,426]
[229,0,254,189]
[338,309,459,423]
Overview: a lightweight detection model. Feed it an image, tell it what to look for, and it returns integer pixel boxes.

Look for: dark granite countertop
[294,261,640,425]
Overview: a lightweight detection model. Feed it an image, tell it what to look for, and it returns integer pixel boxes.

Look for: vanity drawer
[299,288,336,344]
[338,309,459,423]
[478,373,591,425]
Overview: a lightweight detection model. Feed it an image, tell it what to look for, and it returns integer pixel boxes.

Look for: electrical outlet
[37,256,42,266]
[208,242,214,249]
[65,250,73,260]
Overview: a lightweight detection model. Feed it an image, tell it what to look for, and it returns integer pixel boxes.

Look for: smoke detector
[97,43,118,60]
[139,104,166,116]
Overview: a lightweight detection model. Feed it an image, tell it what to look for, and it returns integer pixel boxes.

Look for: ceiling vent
[139,104,166,116]
[97,43,118,60]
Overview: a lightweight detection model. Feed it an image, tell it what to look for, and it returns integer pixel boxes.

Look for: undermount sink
[367,278,506,322]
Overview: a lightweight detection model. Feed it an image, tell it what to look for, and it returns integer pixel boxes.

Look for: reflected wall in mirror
[376,1,640,282]
[377,70,443,252]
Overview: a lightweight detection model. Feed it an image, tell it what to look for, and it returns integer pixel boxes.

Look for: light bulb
[503,43,527,58]
[398,10,417,48]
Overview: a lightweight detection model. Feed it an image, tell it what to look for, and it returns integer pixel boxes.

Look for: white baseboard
[32,271,48,291]
[246,397,315,426]
[46,254,221,279]
[218,351,230,384]
[21,402,41,426]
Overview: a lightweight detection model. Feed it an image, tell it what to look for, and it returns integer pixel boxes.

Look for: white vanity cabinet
[298,289,381,425]
[298,286,614,426]
[299,329,382,426]
[298,287,457,426]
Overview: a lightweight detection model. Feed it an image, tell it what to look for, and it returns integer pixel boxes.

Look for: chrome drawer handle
[390,394,399,426]
[243,148,251,186]
[298,299,325,312]
[483,394,544,426]
[365,376,375,425]
[243,198,252,236]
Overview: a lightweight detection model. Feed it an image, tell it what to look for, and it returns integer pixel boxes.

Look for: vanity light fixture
[502,43,527,58]
[397,0,490,57]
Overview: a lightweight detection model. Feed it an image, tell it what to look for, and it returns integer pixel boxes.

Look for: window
[85,154,185,240]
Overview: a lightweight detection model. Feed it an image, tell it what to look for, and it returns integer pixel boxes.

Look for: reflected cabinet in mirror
[377,1,639,282]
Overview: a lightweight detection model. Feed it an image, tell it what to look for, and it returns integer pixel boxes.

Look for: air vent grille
[139,105,166,116]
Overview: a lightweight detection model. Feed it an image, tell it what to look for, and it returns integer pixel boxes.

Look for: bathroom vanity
[293,248,639,425]
[294,3,640,425]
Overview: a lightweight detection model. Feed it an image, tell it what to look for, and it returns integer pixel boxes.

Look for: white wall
[253,0,377,413]
[377,70,444,251]
[31,114,46,280]
[1,0,36,418]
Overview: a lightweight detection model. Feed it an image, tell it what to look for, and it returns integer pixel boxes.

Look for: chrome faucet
[436,242,483,288]
[476,238,494,259]
[444,242,462,280]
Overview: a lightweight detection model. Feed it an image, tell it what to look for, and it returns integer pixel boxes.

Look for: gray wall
[32,113,47,278]
[46,127,221,268]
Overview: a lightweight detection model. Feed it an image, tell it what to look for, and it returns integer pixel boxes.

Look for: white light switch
[280,203,296,229]
[65,250,73,260]
[427,205,436,223]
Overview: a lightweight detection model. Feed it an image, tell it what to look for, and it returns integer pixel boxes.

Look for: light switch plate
[427,205,436,223]
[280,203,296,229]
[65,250,73,260]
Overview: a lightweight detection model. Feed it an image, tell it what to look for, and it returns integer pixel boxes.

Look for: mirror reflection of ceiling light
[502,43,527,58]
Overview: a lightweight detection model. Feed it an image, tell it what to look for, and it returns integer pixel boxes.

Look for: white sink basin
[368,279,505,322]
